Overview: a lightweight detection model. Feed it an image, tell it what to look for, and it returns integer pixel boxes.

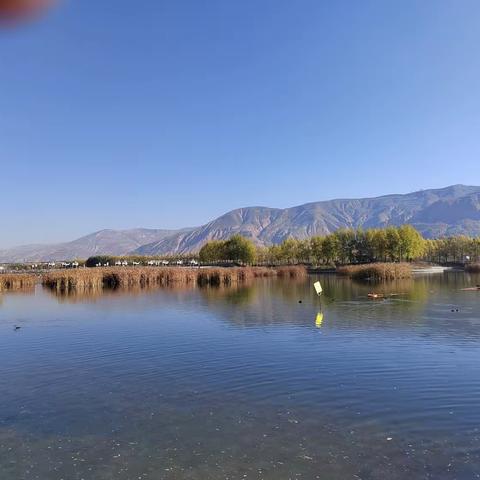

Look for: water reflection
[315,311,324,328]
[40,272,479,331]
[0,273,480,479]
[45,281,203,304]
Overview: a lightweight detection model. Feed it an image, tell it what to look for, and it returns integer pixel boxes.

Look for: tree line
[199,226,480,266]
[199,235,256,265]
[423,236,480,264]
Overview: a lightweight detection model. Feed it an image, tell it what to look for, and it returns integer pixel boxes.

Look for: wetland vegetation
[2,226,480,290]
[0,273,36,292]
[41,266,307,294]
[337,262,413,281]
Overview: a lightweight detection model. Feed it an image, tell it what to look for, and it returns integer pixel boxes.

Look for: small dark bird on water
[14,326,21,331]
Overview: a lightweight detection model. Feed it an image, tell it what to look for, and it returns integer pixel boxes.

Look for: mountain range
[1,184,480,262]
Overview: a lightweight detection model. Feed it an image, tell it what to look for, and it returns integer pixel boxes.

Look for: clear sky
[1,0,479,247]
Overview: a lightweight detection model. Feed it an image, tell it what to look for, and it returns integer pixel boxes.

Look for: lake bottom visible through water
[0,272,479,479]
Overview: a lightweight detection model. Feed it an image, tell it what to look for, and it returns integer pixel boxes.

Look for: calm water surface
[0,273,479,479]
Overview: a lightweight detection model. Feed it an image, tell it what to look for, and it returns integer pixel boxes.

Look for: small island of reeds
[337,263,412,281]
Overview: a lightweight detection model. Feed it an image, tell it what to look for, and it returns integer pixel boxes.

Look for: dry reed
[275,266,309,278]
[337,263,412,281]
[42,266,307,293]
[0,274,37,292]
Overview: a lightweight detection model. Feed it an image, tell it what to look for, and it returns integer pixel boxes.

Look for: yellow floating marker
[314,281,323,296]
[315,312,324,328]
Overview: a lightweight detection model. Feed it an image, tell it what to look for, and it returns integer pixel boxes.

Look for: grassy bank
[0,274,36,292]
[42,266,307,293]
[337,263,412,281]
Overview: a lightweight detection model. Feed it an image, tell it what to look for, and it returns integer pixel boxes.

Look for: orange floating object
[0,0,54,23]
[368,293,384,299]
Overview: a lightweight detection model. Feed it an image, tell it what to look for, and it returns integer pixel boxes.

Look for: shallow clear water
[0,272,479,479]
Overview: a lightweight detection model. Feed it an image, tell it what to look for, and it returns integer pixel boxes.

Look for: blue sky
[1,0,479,247]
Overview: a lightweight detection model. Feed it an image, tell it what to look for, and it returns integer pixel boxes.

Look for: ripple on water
[1,274,480,479]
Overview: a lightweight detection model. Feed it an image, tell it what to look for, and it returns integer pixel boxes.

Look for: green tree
[371,229,388,262]
[199,240,226,263]
[296,239,311,264]
[278,238,299,264]
[322,234,340,265]
[85,256,116,267]
[385,226,401,261]
[271,245,283,264]
[397,225,425,261]
[309,236,324,266]
[224,235,256,264]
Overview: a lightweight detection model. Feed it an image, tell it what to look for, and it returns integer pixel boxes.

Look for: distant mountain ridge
[134,185,480,255]
[1,185,480,262]
[0,228,192,263]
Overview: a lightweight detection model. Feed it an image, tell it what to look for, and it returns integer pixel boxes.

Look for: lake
[0,272,479,479]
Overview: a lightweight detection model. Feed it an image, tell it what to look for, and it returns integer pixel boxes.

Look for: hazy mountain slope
[0,228,189,262]
[135,185,480,255]
[1,185,480,262]
[134,207,284,256]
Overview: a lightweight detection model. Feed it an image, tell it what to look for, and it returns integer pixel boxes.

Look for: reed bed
[42,267,196,292]
[42,266,307,293]
[465,263,480,273]
[0,274,37,292]
[275,265,309,278]
[337,263,412,281]
[197,268,251,286]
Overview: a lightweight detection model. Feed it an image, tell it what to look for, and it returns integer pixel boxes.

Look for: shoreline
[1,262,474,293]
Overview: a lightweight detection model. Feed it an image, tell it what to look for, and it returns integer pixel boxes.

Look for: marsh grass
[337,263,412,281]
[42,266,307,293]
[275,266,308,278]
[0,274,36,292]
